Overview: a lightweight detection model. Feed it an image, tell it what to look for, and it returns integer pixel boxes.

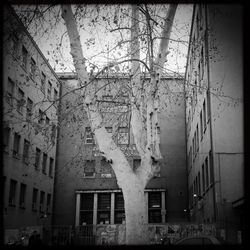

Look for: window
[45,116,50,126]
[85,127,94,144]
[23,139,30,164]
[40,191,45,213]
[46,193,51,214]
[38,109,44,124]
[49,158,54,177]
[9,179,17,206]
[26,98,33,120]
[205,157,209,189]
[207,90,210,121]
[148,192,162,223]
[209,151,214,185]
[97,193,111,224]
[35,148,41,169]
[32,188,38,211]
[203,100,206,130]
[118,127,129,144]
[202,164,205,193]
[47,81,52,100]
[17,88,25,113]
[42,153,47,174]
[115,193,125,224]
[41,72,46,92]
[4,127,10,152]
[200,111,203,139]
[21,46,28,69]
[13,132,21,157]
[6,77,15,105]
[80,193,94,225]
[30,57,36,79]
[54,89,58,101]
[19,183,26,208]
[84,160,95,177]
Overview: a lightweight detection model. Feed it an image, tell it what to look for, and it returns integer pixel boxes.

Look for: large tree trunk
[121,174,148,245]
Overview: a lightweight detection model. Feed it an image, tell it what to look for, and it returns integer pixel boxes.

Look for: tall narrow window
[41,72,46,92]
[38,109,44,124]
[203,100,206,130]
[49,158,54,177]
[118,127,129,144]
[19,183,26,208]
[202,164,205,193]
[54,89,58,101]
[4,127,10,152]
[40,191,45,213]
[148,192,162,223]
[85,127,94,144]
[207,90,211,121]
[21,46,28,69]
[97,193,111,224]
[30,57,36,79]
[47,81,52,100]
[46,193,51,214]
[32,188,38,211]
[35,148,41,170]
[9,179,17,206]
[6,77,15,106]
[42,153,47,174]
[13,132,21,157]
[80,193,94,225]
[200,111,203,138]
[26,98,33,120]
[23,139,30,164]
[209,151,214,185]
[205,157,209,188]
[17,88,25,113]
[115,193,125,224]
[45,116,50,126]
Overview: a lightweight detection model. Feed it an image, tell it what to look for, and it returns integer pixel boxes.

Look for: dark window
[133,159,141,170]
[42,153,47,174]
[84,160,95,177]
[35,148,41,169]
[97,193,111,224]
[47,81,52,100]
[203,100,206,129]
[45,116,50,125]
[46,193,51,214]
[32,188,38,211]
[41,72,46,92]
[207,90,211,121]
[26,98,33,120]
[23,139,30,163]
[148,192,162,223]
[200,111,203,138]
[80,193,94,225]
[30,57,36,78]
[85,127,94,144]
[118,127,129,144]
[38,109,44,124]
[9,179,17,206]
[6,77,15,105]
[205,157,209,188]
[17,88,25,113]
[13,132,21,157]
[22,46,28,69]
[49,158,54,177]
[115,193,125,224]
[40,191,45,212]
[202,164,205,193]
[4,127,11,152]
[19,183,26,208]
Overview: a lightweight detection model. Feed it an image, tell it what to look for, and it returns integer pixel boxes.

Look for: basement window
[148,192,162,223]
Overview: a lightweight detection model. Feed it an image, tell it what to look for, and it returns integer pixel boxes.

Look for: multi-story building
[53,72,187,227]
[3,5,60,232]
[185,4,244,243]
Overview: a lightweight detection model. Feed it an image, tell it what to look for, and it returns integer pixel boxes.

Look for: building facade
[3,6,60,231]
[53,72,188,227]
[184,4,244,243]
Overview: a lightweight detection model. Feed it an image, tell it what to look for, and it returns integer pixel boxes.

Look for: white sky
[14,4,193,74]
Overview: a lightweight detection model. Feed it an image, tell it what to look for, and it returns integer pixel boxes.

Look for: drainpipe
[204,4,217,224]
